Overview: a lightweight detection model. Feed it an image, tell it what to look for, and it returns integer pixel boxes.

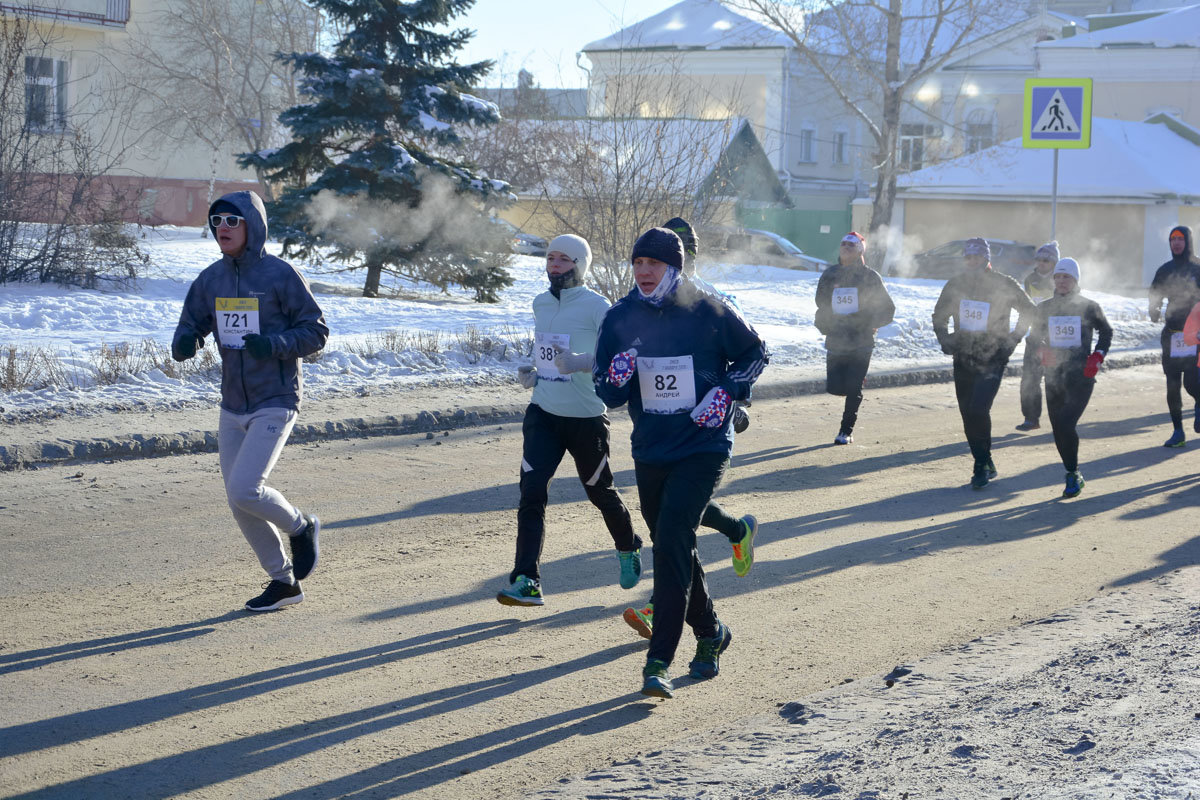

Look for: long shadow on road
[0,609,607,761]
[7,641,649,800]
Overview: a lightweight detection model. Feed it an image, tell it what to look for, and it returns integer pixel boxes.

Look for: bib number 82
[654,374,677,391]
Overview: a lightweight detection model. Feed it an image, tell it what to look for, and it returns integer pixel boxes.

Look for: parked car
[698,225,829,271]
[902,239,1037,280]
[491,218,548,257]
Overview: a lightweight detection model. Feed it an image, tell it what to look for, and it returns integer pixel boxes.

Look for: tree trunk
[363,261,382,298]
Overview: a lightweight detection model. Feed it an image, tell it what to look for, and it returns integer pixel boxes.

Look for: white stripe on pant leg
[585,455,608,487]
[521,458,533,472]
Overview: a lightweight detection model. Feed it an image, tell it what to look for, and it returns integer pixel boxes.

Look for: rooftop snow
[897,117,1200,200]
[1039,3,1200,48]
[582,0,790,52]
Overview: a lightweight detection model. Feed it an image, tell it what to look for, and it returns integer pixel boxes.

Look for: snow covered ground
[0,225,1161,418]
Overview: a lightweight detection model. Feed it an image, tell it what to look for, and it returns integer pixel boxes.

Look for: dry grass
[1,339,218,392]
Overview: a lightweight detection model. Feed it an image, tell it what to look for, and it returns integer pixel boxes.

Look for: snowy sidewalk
[537,566,1200,799]
[0,352,1161,470]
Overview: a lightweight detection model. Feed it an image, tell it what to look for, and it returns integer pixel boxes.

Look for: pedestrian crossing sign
[1023,78,1092,149]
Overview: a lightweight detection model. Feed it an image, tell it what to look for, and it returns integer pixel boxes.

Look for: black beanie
[209,199,241,233]
[631,227,684,270]
[662,217,698,257]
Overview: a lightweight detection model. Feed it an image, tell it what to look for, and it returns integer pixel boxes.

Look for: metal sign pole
[1051,149,1059,240]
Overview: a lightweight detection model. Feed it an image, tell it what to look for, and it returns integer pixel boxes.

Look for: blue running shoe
[689,622,733,680]
[641,658,674,699]
[1164,429,1186,448]
[497,575,544,606]
[617,549,641,590]
[1063,471,1085,498]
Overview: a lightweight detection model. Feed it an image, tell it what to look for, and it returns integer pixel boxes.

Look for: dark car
[901,239,1037,281]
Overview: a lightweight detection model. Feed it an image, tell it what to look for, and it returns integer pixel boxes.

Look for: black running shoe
[245,579,303,612]
[732,403,751,434]
[290,514,321,581]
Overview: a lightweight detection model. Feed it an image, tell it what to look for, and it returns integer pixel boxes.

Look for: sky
[450,0,681,89]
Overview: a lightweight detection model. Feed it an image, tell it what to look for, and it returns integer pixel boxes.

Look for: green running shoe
[623,603,653,639]
[1165,429,1186,448]
[617,549,642,590]
[496,575,544,606]
[688,622,733,680]
[641,658,674,699]
[971,463,989,489]
[985,458,998,480]
[1063,470,1085,498]
[731,515,757,577]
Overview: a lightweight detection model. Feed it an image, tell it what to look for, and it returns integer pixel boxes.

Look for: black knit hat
[662,217,698,257]
[631,227,684,270]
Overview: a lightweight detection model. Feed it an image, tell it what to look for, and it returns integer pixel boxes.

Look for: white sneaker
[834,432,852,445]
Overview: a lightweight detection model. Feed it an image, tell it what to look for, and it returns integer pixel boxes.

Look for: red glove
[1038,347,1055,368]
[1083,351,1104,378]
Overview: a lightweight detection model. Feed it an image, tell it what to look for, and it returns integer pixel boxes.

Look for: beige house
[7,1,264,226]
[857,116,1200,291]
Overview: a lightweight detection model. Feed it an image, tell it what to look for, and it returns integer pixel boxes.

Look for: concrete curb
[0,350,1162,471]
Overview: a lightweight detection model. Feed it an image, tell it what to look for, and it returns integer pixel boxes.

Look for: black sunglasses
[210,214,245,228]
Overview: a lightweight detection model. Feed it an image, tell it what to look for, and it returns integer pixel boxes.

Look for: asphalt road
[2,364,1198,799]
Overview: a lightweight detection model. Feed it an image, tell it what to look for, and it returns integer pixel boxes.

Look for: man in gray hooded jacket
[173,190,329,611]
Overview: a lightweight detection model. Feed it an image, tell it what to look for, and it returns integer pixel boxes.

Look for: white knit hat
[1053,257,1080,282]
[547,234,592,279]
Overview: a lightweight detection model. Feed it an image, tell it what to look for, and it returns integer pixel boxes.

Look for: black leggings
[953,358,1006,464]
[826,348,873,434]
[1046,376,1095,472]
[1160,328,1200,428]
[513,404,640,583]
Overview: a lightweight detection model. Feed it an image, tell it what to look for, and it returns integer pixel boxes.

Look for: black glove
[174,333,203,361]
[937,332,956,356]
[1150,308,1161,324]
[242,333,273,359]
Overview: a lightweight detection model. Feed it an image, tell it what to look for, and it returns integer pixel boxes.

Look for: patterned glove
[517,364,537,389]
[607,348,638,387]
[690,386,732,429]
[1083,351,1104,378]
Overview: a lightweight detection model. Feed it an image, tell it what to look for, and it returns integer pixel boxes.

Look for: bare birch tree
[729,0,1019,251]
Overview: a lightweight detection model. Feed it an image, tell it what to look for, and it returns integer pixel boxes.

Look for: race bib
[1048,315,1082,349]
[534,332,570,382]
[216,297,259,348]
[638,355,696,414]
[958,299,990,333]
[832,287,859,315]
[1171,332,1197,358]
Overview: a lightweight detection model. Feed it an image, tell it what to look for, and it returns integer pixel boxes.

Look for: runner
[497,234,644,607]
[172,190,329,611]
[1015,241,1060,432]
[620,218,760,641]
[1030,257,1112,497]
[1148,226,1200,447]
[813,231,895,444]
[932,237,1036,489]
[594,227,768,698]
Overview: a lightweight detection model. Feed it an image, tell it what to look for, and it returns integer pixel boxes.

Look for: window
[832,130,848,164]
[899,123,934,172]
[797,126,816,163]
[25,57,67,132]
[965,109,995,154]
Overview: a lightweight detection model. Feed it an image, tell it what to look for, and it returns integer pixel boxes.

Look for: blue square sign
[1023,79,1092,149]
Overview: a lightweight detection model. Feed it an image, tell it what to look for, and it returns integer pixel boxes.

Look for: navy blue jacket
[172,191,329,413]
[593,276,768,464]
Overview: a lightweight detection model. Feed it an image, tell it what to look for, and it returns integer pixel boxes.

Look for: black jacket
[814,262,895,353]
[1031,289,1113,380]
[932,267,1035,367]
[1149,226,1200,331]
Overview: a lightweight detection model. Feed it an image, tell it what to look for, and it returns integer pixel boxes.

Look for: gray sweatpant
[218,407,304,583]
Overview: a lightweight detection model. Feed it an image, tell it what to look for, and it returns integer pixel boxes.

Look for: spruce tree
[240,0,514,301]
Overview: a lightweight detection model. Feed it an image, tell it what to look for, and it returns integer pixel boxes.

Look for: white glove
[553,346,593,374]
[517,364,537,389]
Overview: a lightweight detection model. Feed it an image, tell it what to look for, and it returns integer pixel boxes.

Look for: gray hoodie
[172,191,329,413]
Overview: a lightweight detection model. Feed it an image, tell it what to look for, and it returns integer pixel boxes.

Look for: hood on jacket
[208,190,269,261]
[1170,225,1195,263]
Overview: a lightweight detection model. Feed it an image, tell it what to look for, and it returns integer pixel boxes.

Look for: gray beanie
[1037,241,1060,260]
